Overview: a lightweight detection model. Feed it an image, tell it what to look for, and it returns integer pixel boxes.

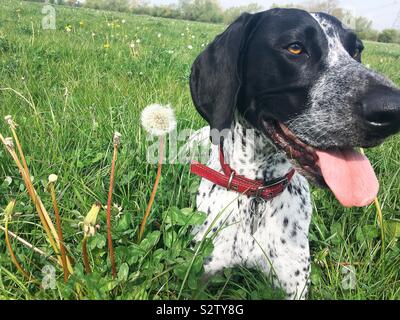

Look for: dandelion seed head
[113,131,122,146]
[141,104,176,137]
[4,137,14,149]
[48,174,58,184]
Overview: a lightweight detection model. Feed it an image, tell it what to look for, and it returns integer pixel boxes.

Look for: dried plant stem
[106,143,119,279]
[0,136,56,248]
[7,129,74,273]
[0,226,59,264]
[10,128,60,246]
[138,136,164,242]
[10,127,31,187]
[82,237,92,274]
[49,184,69,282]
[0,133,73,273]
[4,215,38,285]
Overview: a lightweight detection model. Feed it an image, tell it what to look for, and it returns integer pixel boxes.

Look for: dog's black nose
[362,88,400,137]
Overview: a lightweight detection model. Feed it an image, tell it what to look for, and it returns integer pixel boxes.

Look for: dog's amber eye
[287,44,303,55]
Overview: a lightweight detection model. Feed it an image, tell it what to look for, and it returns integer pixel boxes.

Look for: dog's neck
[221,116,293,181]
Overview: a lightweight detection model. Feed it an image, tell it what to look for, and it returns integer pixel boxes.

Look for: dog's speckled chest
[192,119,313,299]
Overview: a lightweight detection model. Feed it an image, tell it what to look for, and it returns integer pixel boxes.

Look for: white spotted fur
[193,117,312,299]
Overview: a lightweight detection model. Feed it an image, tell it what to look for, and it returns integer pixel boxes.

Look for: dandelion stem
[106,141,119,279]
[82,237,92,274]
[10,125,30,185]
[10,127,61,250]
[3,203,38,285]
[138,136,164,242]
[1,135,56,249]
[10,123,74,273]
[0,133,73,274]
[49,183,69,282]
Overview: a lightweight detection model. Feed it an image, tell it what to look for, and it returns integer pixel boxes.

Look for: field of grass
[0,0,399,300]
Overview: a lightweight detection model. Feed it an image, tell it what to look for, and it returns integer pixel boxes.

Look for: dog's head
[190,8,400,207]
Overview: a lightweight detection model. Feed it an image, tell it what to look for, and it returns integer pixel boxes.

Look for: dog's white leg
[202,237,238,277]
[249,233,311,300]
[269,246,311,300]
[248,177,313,300]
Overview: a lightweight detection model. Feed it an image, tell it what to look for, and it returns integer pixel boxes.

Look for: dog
[188,8,400,299]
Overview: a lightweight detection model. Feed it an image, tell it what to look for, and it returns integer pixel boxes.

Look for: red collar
[190,146,295,201]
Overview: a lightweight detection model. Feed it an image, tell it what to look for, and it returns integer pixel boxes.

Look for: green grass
[0,0,399,300]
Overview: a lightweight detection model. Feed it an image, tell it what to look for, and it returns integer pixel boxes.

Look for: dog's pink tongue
[316,149,379,208]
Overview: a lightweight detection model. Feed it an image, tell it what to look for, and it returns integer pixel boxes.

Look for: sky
[149,0,400,30]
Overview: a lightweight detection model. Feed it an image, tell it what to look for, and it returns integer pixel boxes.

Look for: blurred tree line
[31,0,400,43]
[272,0,400,43]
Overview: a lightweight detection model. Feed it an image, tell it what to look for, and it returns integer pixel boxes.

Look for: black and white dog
[189,8,400,299]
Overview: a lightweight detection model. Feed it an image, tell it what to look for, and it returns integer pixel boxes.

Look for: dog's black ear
[190,12,263,133]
